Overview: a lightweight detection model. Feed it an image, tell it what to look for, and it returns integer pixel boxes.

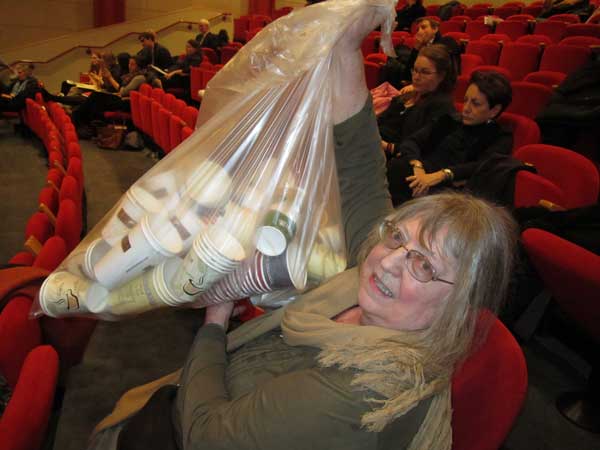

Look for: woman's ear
[489,104,503,120]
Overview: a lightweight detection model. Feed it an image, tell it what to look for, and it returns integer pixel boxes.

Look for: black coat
[137,43,173,70]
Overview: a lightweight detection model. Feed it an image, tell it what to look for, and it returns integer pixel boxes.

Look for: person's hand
[406,170,445,196]
[204,301,236,331]
[398,84,415,96]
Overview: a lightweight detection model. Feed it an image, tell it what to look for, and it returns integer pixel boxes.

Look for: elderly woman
[387,70,513,205]
[88,10,518,450]
[378,44,456,155]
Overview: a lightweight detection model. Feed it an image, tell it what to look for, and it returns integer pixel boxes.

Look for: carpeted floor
[1,121,599,450]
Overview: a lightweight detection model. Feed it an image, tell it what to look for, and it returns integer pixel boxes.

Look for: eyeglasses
[411,67,437,77]
[378,220,454,285]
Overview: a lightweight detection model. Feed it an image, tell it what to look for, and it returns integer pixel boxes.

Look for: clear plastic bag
[31,0,397,320]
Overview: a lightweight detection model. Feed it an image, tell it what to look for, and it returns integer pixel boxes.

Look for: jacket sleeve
[393,121,435,162]
[334,98,393,267]
[448,131,513,181]
[176,325,377,450]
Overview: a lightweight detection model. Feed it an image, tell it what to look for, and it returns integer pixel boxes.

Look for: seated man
[0,63,39,112]
[137,31,173,71]
[195,19,220,50]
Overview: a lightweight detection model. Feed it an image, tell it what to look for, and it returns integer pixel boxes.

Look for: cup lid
[256,226,287,256]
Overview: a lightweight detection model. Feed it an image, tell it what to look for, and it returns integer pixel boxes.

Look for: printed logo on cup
[117,208,137,229]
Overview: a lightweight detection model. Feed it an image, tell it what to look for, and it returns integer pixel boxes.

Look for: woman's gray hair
[358,191,518,368]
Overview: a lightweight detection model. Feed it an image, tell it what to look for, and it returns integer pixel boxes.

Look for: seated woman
[162,39,204,92]
[87,11,518,450]
[94,52,123,93]
[71,55,150,132]
[387,70,513,206]
[377,44,456,156]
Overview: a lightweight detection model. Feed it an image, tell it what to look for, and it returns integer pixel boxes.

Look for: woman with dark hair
[387,70,513,205]
[378,44,456,156]
[395,0,426,31]
[162,39,204,91]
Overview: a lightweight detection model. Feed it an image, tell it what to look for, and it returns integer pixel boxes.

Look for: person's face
[462,83,502,126]
[199,23,209,34]
[91,54,101,67]
[415,21,436,43]
[16,67,27,80]
[358,218,455,331]
[185,43,195,55]
[411,56,444,95]
[140,37,153,48]
[128,58,138,73]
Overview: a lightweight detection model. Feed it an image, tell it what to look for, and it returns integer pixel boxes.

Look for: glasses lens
[380,221,403,249]
[406,250,434,282]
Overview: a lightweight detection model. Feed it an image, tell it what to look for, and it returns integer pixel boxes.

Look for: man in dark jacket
[0,63,39,112]
[195,19,220,51]
[137,31,173,70]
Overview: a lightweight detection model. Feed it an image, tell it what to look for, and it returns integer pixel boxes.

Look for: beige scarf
[95,269,452,450]
[280,268,452,450]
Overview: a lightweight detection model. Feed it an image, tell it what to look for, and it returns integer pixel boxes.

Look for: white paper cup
[183,161,232,209]
[105,257,183,315]
[101,186,165,245]
[64,238,111,280]
[169,227,245,302]
[263,243,307,290]
[39,271,109,318]
[94,215,183,290]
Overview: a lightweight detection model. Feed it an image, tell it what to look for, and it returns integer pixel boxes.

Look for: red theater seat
[514,144,599,209]
[505,81,553,119]
[497,112,541,151]
[534,20,568,43]
[452,310,527,450]
[547,13,580,24]
[495,20,529,40]
[33,236,68,272]
[465,39,501,65]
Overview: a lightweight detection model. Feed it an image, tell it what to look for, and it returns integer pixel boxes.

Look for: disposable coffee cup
[256,210,297,256]
[184,161,232,209]
[256,185,304,256]
[95,215,183,290]
[169,228,245,303]
[140,170,178,202]
[64,238,111,280]
[39,271,109,318]
[169,207,207,255]
[105,257,183,315]
[101,186,164,245]
[262,243,307,290]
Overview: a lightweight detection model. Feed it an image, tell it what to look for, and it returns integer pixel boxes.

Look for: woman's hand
[406,170,446,196]
[398,84,415,96]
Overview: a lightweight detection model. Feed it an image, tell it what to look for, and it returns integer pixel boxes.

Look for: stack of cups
[94,213,184,290]
[194,243,307,307]
[103,257,184,316]
[64,238,111,280]
[101,186,165,246]
[169,225,246,304]
[38,271,109,318]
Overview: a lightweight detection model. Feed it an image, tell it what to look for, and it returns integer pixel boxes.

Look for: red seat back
[451,310,527,450]
[521,229,600,341]
[538,44,591,75]
[495,20,529,40]
[466,39,501,65]
[564,23,600,38]
[497,112,541,151]
[514,144,600,209]
[505,81,553,119]
[547,13,580,23]
[498,42,542,80]
[465,21,493,40]
[534,20,568,43]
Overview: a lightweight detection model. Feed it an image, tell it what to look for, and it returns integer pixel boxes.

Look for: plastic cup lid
[256,226,287,257]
